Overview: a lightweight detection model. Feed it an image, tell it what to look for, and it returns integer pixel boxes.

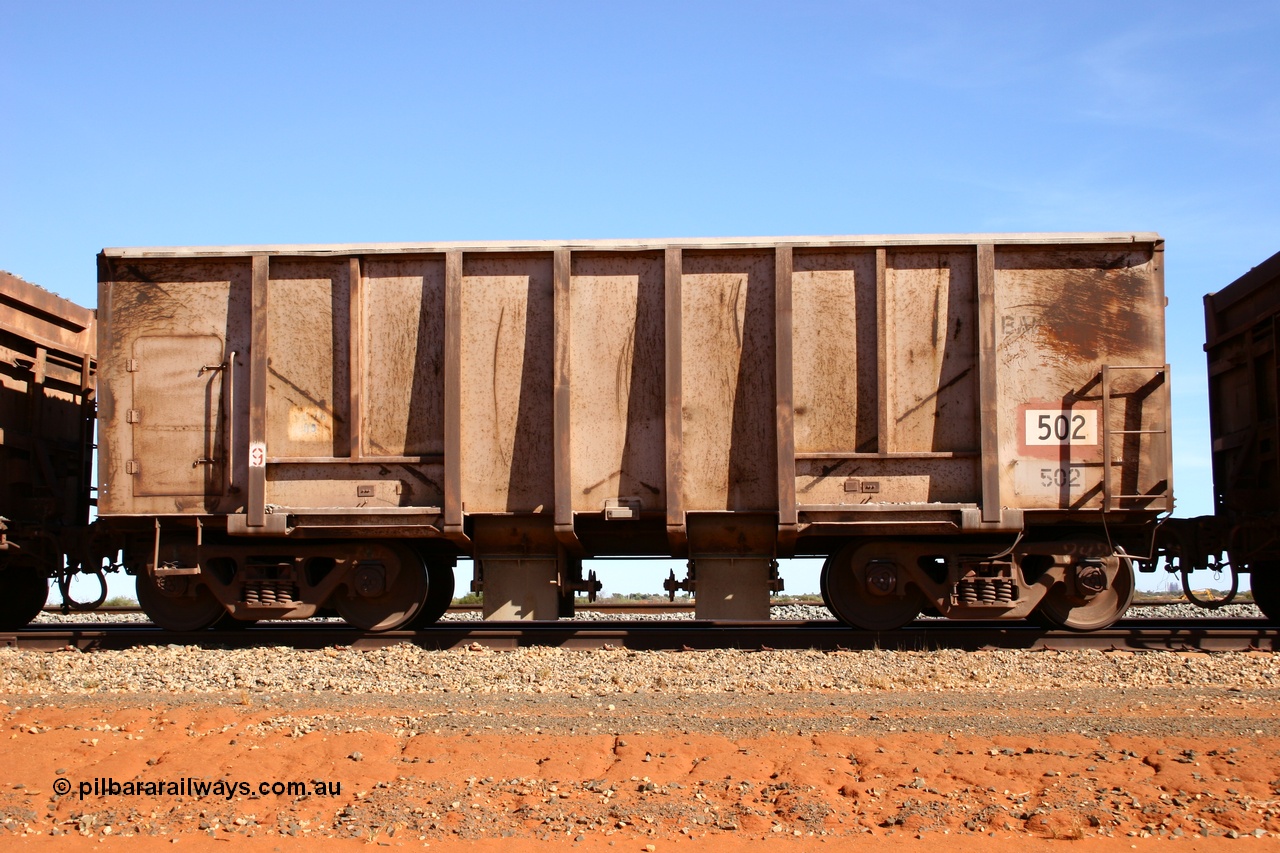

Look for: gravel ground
[4,638,1280,698]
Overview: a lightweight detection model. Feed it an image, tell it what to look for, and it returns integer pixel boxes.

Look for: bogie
[819,537,1136,631]
[129,538,434,632]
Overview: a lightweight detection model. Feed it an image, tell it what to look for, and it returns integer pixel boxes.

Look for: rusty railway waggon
[93,233,1172,632]
[0,272,99,629]
[1158,251,1280,618]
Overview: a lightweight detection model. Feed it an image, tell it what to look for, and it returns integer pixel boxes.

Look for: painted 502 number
[1040,467,1082,488]
[1024,409,1097,446]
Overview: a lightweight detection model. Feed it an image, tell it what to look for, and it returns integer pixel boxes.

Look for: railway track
[6,618,1276,652]
[40,597,1229,617]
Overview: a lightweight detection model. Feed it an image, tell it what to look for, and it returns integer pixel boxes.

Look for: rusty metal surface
[888,249,980,453]
[0,272,96,533]
[567,253,666,514]
[130,335,225,497]
[993,246,1169,513]
[95,258,249,516]
[102,233,1163,257]
[96,234,1169,560]
[680,251,777,511]
[458,254,555,514]
[0,272,96,356]
[359,257,448,495]
[1204,251,1280,542]
[265,258,352,460]
[791,250,878,457]
[1206,251,1280,347]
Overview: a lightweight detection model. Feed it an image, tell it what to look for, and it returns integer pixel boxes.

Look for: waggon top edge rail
[101,232,1163,258]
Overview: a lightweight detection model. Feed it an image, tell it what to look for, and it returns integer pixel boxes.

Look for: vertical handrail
[225,351,236,495]
[1101,365,1113,512]
[248,256,269,528]
[1163,362,1175,512]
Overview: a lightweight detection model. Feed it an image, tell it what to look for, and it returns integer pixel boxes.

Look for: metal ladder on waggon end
[1098,364,1173,513]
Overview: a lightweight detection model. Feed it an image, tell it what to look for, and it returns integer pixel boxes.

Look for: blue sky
[4,1,1277,597]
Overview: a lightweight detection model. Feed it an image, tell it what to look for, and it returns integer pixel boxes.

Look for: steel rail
[41,597,1229,616]
[6,618,1276,653]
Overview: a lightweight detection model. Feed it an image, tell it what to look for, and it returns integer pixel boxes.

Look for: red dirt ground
[2,686,1279,851]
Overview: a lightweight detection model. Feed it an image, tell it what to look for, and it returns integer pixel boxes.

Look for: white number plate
[1024,410,1097,446]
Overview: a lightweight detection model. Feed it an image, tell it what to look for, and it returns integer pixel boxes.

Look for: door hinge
[125,460,139,474]
[125,359,139,372]
[126,409,141,423]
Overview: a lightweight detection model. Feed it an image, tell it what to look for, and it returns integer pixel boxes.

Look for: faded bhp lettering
[1001,314,1041,335]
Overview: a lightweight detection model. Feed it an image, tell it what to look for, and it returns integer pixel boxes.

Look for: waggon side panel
[888,249,980,455]
[791,248,982,509]
[260,256,449,511]
[96,258,248,516]
[96,234,1169,548]
[458,254,555,514]
[790,250,878,457]
[993,245,1169,512]
[265,258,352,461]
[361,256,446,459]
[680,250,778,512]
[568,252,666,514]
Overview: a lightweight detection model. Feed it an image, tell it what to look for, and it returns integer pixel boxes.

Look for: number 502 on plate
[1024,410,1098,446]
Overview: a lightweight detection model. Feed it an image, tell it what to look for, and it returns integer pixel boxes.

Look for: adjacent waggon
[84,233,1173,632]
[0,271,98,628]
[1159,250,1280,620]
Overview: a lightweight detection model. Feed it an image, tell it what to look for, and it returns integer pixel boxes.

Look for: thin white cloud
[1072,16,1280,148]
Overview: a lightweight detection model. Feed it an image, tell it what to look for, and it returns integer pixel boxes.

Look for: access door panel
[131,335,226,496]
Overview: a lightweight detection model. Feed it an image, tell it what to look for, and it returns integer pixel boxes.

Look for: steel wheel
[334,542,428,632]
[821,543,924,631]
[411,559,455,628]
[0,564,50,630]
[136,571,225,632]
[1250,562,1280,624]
[1034,546,1135,632]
